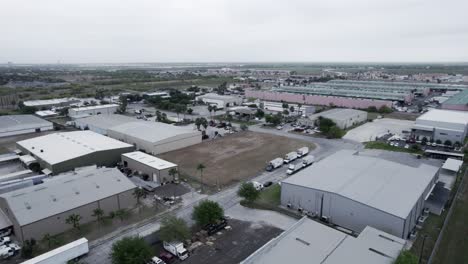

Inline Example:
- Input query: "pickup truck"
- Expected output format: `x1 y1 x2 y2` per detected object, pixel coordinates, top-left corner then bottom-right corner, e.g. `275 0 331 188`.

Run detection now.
203 218 228 236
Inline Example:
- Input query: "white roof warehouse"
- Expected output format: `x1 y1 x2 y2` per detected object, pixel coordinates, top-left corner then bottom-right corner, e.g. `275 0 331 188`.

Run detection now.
413 109 468 144
241 217 405 264
281 150 439 238
0 115 53 138
0 167 136 242
16 131 134 174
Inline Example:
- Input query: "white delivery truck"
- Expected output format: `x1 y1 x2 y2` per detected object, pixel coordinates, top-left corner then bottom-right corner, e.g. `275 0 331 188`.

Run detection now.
296 147 309 157
21 238 89 264
265 158 284 171
163 241 188 261
284 152 298 164
286 162 303 175
0 245 15 259
302 155 315 167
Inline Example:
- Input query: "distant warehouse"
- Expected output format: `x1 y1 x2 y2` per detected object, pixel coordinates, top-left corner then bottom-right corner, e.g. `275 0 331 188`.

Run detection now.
74 114 202 154
196 93 243 109
68 104 119 119
308 108 367 129
412 109 468 144
441 89 468 111
281 150 439 239
0 115 53 138
122 151 178 184
0 167 136 242
16 131 134 174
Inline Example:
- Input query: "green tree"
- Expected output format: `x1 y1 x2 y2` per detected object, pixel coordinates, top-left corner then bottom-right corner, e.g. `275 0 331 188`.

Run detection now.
65 214 82 231
42 233 56 249
197 163 206 192
444 140 452 146
289 106 295 113
118 95 127 113
115 209 130 222
192 200 224 226
21 239 36 259
187 108 193 115
133 188 146 207
195 117 208 130
159 216 191 242
238 182 260 203
394 250 418 264
168 168 178 182
110 237 152 264
255 109 265 118
327 126 345 139
283 109 289 115
92 208 105 225
240 124 248 131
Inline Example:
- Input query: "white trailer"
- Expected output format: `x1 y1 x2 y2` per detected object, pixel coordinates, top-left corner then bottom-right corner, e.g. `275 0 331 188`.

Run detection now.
284 152 298 164
21 238 89 264
266 158 284 171
302 155 315 167
286 163 303 175
0 245 15 260
296 147 309 157
163 241 188 260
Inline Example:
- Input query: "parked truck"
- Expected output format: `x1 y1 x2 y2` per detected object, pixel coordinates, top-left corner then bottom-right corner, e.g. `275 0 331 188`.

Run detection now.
265 158 284 171
163 241 189 261
302 155 315 167
0 245 15 260
286 162 303 175
21 238 88 264
284 152 298 164
296 147 309 157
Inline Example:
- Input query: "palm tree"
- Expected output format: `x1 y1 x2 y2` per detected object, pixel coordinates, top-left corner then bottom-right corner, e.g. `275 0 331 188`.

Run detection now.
65 214 82 231
197 163 206 193
42 233 56 249
168 168 178 182
115 209 129 222
92 208 105 225
133 188 146 214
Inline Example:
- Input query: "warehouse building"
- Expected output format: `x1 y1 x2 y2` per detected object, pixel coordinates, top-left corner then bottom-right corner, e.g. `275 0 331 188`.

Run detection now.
308 108 368 129
73 114 136 135
107 122 202 155
16 131 134 174
0 167 136 242
241 217 405 264
0 115 53 138
412 109 468 144
68 104 119 119
196 93 243 108
441 89 468 111
281 150 439 238
23 98 80 109
122 151 178 184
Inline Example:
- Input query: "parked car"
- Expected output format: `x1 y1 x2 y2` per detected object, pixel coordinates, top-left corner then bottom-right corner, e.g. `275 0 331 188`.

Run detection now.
276 125 283 130
159 252 175 263
0 237 10 247
203 217 228 236
251 181 264 191
263 181 273 188
147 256 166 264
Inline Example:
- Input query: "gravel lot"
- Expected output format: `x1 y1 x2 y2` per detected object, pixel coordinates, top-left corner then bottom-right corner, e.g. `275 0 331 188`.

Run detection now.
343 118 414 142
159 131 315 188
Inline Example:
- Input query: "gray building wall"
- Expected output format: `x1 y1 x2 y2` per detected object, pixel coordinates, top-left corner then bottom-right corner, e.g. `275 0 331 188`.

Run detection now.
121 156 176 184
6 189 136 243
281 183 412 238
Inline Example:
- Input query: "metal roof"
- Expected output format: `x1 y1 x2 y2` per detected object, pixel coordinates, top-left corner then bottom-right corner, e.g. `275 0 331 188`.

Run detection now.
70 104 119 112
122 151 177 170
442 89 468 105
75 114 137 131
23 98 78 107
241 217 404 264
416 109 468 126
442 158 463 172
17 131 133 165
0 167 135 226
283 150 439 218
0 115 53 134
109 122 200 144
330 80 468 91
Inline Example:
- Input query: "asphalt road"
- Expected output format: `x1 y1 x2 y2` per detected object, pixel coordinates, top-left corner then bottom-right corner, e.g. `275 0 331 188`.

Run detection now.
82 125 362 263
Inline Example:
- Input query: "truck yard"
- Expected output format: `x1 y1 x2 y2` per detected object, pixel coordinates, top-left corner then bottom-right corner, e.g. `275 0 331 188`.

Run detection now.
159 131 315 189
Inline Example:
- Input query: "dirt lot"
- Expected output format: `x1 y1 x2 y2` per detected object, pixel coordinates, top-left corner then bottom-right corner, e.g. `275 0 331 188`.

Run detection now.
159 131 315 188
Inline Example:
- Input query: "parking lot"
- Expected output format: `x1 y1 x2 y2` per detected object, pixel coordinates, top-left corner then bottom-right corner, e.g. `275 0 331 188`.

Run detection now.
343 118 414 142
159 131 315 189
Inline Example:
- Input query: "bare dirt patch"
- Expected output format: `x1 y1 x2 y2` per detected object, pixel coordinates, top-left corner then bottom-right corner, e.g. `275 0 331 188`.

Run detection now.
159 131 315 188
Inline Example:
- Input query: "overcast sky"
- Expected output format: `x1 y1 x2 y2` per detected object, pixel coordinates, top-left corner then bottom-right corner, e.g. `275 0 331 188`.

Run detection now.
1 0 467 63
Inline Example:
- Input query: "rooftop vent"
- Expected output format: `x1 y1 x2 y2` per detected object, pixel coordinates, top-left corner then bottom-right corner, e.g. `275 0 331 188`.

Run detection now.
40 149 44 153
25 202 31 210
295 237 310 246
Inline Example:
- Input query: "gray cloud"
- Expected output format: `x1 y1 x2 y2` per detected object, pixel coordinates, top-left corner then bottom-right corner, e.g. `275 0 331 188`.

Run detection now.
0 0 467 63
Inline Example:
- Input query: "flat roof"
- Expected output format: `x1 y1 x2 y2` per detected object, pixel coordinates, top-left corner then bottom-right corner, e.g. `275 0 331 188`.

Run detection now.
0 167 135 226
23 98 77 107
198 93 241 101
443 89 468 105
122 151 177 170
242 217 404 264
109 122 200 143
417 109 468 125
17 131 133 165
0 115 53 134
310 108 366 121
75 114 137 131
442 158 463 172
70 104 119 112
283 150 439 218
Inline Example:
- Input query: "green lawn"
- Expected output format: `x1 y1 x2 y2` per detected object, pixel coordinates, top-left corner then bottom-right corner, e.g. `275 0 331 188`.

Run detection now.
365 141 423 155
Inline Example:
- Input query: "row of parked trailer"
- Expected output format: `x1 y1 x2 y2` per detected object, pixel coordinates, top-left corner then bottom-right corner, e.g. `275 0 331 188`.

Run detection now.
265 147 314 174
